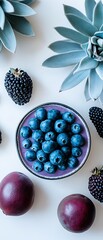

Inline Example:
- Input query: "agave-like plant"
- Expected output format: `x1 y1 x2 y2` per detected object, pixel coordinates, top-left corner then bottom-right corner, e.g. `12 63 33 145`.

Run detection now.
43 0 103 104
0 0 36 53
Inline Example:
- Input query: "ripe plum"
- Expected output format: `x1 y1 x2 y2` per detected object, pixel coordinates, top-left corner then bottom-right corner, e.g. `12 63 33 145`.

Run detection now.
57 194 96 233
0 172 35 216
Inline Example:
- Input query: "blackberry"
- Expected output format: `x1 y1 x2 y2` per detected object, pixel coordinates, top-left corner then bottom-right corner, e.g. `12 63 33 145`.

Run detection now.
4 68 33 105
0 131 2 144
89 106 103 137
88 167 103 202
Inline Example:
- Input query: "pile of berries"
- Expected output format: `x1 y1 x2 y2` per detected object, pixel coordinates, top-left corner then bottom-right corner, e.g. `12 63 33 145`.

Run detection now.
20 107 85 174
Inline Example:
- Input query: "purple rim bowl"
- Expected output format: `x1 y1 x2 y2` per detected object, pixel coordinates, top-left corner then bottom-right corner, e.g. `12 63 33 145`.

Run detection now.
16 102 91 180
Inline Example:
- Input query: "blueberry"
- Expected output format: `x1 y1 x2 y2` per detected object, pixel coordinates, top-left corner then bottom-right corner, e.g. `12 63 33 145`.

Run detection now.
22 139 32 149
29 118 40 130
61 146 71 156
49 150 65 165
71 134 84 147
45 131 56 141
54 119 67 133
47 109 61 121
44 161 57 174
58 162 68 171
42 140 57 154
32 130 44 143
31 141 41 152
68 156 79 168
71 147 82 157
62 111 75 123
32 160 44 172
20 126 32 138
40 119 53 133
25 149 36 161
71 123 82 134
37 150 48 162
57 133 70 146
35 107 47 120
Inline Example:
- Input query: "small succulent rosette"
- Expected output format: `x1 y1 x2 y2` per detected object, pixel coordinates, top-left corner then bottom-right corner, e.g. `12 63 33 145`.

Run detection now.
43 0 103 104
0 0 36 53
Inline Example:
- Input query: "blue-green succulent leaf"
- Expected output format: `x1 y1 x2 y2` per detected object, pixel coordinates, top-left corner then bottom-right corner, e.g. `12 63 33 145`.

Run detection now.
42 50 86 68
75 56 98 72
91 36 98 45
8 15 35 36
0 41 3 52
49 40 82 53
89 69 103 100
100 24 103 31
96 62 103 80
21 0 36 4
66 14 98 37
55 27 88 44
0 7 5 30
85 0 96 21
64 5 91 23
99 90 103 104
1 0 14 13
81 42 88 52
84 78 91 101
60 65 90 91
0 18 16 53
10 1 35 16
93 1 103 29
95 31 103 38
100 51 103 57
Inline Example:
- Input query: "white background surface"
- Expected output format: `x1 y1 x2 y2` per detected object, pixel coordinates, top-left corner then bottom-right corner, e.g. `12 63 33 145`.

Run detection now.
0 0 103 239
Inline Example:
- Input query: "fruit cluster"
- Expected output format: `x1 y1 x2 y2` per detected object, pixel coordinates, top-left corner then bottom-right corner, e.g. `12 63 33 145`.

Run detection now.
4 68 33 105
88 167 103 202
20 107 85 174
89 106 103 138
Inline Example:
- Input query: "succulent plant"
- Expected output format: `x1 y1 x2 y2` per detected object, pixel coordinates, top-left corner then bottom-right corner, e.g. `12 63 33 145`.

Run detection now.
43 0 103 104
0 0 36 53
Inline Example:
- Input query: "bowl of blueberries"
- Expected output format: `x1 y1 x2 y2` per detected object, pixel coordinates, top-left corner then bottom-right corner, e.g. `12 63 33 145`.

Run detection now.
16 102 91 180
